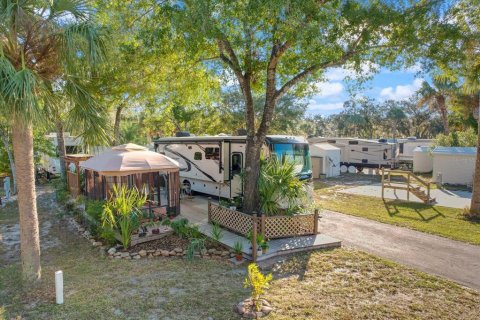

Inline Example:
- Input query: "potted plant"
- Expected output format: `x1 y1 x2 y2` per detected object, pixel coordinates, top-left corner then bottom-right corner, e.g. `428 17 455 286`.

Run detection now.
246 230 264 256
260 241 269 254
233 241 243 261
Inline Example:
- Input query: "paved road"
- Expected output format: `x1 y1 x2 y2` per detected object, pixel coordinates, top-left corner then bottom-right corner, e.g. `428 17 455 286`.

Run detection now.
319 210 480 290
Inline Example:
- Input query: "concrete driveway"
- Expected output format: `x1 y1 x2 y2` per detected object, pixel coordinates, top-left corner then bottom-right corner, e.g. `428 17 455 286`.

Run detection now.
319 210 480 290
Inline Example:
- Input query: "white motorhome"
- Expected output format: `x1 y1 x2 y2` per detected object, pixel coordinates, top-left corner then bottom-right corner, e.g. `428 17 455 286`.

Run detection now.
307 137 397 171
41 132 83 175
154 135 312 199
397 137 433 168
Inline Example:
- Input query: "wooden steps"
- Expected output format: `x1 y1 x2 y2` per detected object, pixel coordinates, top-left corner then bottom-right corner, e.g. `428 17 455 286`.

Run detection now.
381 169 436 205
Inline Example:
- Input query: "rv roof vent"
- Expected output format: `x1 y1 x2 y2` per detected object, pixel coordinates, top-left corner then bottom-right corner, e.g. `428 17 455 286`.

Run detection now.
176 131 191 137
407 136 417 141
236 129 247 136
378 138 387 143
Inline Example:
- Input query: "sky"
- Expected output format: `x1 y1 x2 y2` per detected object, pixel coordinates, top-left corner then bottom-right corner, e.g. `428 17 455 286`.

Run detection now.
307 65 425 116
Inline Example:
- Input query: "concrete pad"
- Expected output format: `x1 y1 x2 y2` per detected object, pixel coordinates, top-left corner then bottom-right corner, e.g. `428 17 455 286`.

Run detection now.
339 183 471 209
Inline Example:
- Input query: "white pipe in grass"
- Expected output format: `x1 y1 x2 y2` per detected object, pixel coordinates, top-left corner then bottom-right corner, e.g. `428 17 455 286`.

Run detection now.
55 270 64 304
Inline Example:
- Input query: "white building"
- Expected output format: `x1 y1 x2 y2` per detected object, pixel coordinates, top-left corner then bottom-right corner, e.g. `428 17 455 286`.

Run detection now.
310 143 341 178
432 147 476 185
413 146 433 173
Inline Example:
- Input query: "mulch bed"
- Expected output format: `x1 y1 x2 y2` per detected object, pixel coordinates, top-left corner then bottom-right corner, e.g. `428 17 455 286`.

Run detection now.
130 234 189 252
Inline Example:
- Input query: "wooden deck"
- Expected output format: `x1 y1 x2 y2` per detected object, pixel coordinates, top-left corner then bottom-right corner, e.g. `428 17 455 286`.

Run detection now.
180 196 341 261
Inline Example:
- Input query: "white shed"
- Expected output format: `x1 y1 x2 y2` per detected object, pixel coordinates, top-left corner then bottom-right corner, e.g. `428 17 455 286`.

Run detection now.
413 146 433 173
310 143 341 178
432 147 476 185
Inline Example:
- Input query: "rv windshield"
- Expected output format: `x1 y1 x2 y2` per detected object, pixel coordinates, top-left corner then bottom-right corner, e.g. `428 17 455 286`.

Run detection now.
272 143 312 178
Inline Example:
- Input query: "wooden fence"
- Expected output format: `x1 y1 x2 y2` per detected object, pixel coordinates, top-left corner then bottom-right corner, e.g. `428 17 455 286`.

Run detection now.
208 201 319 239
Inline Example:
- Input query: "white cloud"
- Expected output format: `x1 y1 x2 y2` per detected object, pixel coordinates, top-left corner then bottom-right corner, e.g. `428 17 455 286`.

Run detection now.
307 101 344 113
314 82 343 98
380 78 423 100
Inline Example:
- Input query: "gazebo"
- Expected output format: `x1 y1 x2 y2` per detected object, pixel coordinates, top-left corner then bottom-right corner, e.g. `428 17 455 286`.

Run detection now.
80 143 181 216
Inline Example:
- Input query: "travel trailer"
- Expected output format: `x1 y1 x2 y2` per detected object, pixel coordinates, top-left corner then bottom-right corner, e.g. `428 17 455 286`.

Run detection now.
397 137 433 168
41 132 83 175
308 137 397 171
154 135 312 199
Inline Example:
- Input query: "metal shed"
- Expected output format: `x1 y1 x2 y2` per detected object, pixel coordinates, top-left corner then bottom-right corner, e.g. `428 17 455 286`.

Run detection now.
310 143 341 178
432 147 476 185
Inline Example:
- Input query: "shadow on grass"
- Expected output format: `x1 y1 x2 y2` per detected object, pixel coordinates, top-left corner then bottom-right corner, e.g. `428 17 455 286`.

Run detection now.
383 200 445 222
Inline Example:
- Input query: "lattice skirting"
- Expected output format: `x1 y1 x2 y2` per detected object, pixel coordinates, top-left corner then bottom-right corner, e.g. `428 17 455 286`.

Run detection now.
208 203 317 239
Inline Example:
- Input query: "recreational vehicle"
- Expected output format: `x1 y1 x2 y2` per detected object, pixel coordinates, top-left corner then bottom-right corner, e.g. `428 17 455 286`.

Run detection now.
307 137 397 171
41 132 83 175
397 137 433 168
154 135 312 199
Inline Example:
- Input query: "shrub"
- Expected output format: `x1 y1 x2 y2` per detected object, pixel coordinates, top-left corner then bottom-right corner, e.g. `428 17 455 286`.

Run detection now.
164 218 203 239
186 238 205 261
98 225 117 246
101 185 147 249
86 200 106 223
210 223 223 242
258 157 308 216
244 263 273 311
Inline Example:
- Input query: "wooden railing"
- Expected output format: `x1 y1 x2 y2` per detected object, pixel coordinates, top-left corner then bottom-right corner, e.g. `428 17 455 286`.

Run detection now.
381 169 434 204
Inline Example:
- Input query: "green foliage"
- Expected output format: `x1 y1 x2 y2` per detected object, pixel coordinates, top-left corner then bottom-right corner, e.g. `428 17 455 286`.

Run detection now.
244 263 273 311
101 185 147 249
210 223 223 243
434 128 477 147
86 200 106 223
258 157 308 216
186 238 206 261
233 241 243 255
98 225 117 246
163 218 202 239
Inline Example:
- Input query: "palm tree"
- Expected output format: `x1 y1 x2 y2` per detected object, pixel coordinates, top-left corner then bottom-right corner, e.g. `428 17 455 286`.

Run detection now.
0 0 106 282
416 80 455 134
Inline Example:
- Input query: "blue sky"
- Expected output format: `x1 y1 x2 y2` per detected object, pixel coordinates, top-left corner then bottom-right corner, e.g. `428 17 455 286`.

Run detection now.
307 65 424 116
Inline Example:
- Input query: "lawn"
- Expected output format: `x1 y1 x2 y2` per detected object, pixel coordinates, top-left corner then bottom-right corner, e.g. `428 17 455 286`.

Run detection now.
314 185 480 245
1 188 480 319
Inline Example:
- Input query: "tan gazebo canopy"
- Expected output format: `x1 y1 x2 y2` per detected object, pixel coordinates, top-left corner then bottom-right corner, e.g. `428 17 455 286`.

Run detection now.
80 143 180 176
79 144 181 215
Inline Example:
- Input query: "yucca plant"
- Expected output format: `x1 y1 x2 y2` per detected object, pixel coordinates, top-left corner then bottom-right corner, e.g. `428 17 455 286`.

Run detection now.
258 157 308 216
210 222 224 242
101 185 147 249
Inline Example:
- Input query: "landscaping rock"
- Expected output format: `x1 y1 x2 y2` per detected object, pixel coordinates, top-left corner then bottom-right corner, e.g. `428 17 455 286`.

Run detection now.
133 255 141 260
208 248 216 254
130 252 137 257
147 249 155 254
139 250 147 257
169 250 177 256
174 247 183 253
120 252 130 258
108 248 117 255
161 250 170 257
260 306 272 315
92 241 102 247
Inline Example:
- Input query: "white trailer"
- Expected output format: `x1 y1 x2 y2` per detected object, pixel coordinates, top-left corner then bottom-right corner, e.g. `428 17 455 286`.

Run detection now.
41 132 83 175
308 137 397 171
154 135 312 199
397 137 433 168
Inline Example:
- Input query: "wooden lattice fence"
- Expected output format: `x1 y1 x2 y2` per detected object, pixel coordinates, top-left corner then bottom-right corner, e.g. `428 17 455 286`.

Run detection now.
208 202 319 239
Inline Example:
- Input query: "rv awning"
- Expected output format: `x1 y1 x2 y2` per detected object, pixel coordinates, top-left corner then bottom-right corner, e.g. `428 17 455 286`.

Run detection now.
80 143 180 176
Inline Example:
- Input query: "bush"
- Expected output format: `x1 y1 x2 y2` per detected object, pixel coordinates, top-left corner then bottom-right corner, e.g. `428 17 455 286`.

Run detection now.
86 200 105 223
102 185 147 249
244 263 272 311
163 218 203 239
186 238 206 261
98 225 117 246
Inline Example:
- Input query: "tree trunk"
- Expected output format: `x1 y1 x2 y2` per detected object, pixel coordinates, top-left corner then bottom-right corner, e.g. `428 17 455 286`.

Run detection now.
0 128 17 194
113 105 124 146
243 138 263 213
12 118 41 282
470 97 480 214
55 120 66 177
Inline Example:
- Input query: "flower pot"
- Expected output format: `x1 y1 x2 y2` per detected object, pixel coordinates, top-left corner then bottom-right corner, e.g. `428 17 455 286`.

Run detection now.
152 228 160 234
257 248 262 256
262 248 268 254
235 254 243 261
229 206 237 211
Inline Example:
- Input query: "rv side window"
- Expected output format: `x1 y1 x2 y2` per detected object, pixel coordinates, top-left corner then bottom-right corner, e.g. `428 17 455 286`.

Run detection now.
231 153 243 175
399 143 404 154
205 147 220 160
362 147 368 152
348 141 358 145
194 152 202 160
327 140 336 143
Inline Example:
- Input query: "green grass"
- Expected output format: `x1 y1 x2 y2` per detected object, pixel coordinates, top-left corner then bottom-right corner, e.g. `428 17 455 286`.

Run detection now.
2 188 480 319
314 187 480 245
